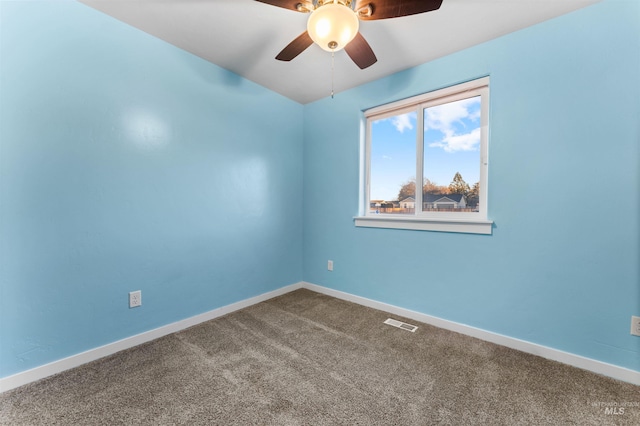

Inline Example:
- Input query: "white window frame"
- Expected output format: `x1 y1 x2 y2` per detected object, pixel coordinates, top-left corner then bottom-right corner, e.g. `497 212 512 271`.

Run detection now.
355 77 493 234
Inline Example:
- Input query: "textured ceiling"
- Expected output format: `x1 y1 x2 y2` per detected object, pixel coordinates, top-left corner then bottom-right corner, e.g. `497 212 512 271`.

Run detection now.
80 0 600 104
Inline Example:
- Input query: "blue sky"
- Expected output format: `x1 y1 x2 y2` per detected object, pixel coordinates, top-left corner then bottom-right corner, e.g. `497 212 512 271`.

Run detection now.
370 96 481 201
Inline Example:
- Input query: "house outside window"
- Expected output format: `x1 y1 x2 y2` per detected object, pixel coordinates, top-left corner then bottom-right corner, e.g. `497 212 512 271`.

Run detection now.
355 77 492 234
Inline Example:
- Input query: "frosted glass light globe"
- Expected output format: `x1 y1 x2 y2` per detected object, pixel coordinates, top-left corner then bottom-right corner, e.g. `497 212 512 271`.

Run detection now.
307 3 359 52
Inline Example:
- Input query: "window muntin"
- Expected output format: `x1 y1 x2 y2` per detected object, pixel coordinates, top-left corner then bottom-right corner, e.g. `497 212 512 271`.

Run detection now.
362 78 490 230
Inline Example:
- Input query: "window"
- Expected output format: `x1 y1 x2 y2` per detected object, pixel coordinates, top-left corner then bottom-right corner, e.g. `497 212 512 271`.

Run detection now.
356 77 492 234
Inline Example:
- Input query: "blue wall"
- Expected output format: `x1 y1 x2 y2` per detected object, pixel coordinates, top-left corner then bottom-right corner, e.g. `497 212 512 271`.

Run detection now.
302 0 640 372
0 1 303 378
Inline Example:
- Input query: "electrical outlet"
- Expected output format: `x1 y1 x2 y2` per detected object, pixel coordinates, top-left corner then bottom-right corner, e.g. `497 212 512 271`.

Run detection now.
327 260 333 271
631 316 640 337
129 290 142 308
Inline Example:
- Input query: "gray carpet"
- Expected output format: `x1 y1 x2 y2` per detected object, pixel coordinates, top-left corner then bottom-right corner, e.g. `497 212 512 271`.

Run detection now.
1 289 638 425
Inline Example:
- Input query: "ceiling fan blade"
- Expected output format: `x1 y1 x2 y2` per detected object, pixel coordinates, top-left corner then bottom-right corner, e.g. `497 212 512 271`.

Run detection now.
345 32 377 69
276 31 314 61
255 0 309 13
355 0 443 20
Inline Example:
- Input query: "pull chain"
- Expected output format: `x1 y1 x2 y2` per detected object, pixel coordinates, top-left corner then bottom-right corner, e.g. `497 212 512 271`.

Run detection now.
331 51 335 99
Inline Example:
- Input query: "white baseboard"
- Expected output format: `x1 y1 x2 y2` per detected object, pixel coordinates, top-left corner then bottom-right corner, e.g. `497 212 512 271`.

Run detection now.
0 282 304 393
3 280 638 393
300 282 640 386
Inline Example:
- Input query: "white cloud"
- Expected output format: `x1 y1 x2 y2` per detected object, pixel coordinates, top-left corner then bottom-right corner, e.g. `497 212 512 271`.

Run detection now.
391 113 414 133
425 97 481 153
429 128 480 153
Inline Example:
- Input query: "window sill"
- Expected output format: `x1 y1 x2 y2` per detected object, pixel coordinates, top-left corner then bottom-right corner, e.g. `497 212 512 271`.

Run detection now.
354 215 493 235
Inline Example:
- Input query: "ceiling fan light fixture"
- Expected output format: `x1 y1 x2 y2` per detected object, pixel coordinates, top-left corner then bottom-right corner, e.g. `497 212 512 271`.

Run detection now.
307 2 359 52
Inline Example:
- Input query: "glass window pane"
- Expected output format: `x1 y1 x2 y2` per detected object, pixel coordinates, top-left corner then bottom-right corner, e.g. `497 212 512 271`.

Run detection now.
370 111 417 215
423 96 481 213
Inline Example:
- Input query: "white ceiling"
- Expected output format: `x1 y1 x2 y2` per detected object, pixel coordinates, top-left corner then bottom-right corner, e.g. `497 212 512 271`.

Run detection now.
79 0 600 104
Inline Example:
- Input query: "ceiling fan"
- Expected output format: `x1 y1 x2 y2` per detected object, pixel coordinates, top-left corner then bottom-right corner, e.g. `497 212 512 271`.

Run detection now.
256 0 443 69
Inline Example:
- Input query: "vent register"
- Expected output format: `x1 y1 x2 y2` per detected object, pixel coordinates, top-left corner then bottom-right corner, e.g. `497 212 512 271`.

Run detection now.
384 318 418 332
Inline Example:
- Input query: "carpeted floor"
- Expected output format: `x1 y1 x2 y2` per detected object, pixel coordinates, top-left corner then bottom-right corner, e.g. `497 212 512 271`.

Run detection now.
1 288 638 425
